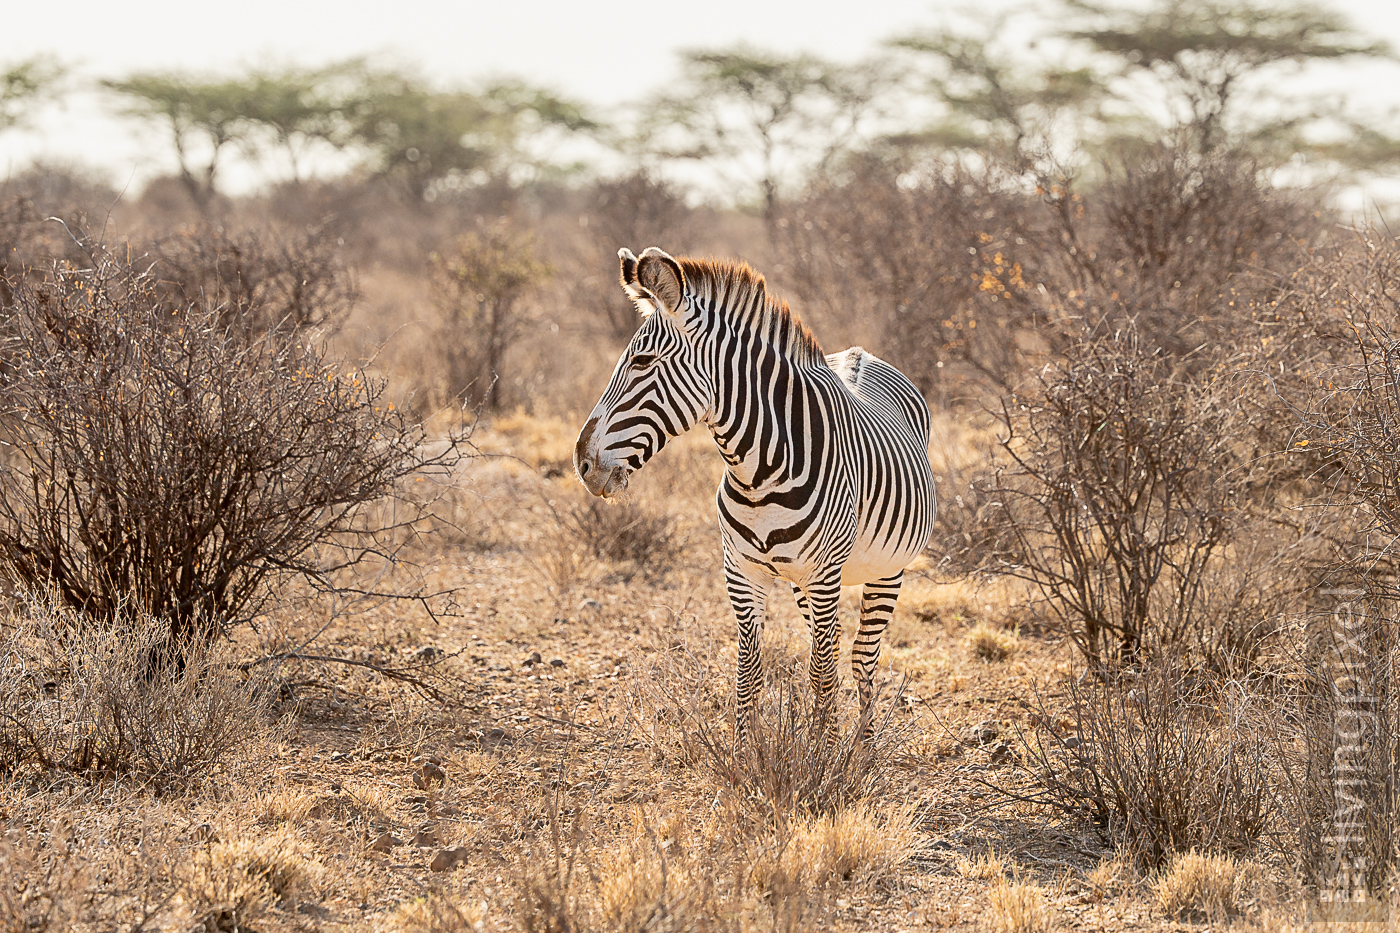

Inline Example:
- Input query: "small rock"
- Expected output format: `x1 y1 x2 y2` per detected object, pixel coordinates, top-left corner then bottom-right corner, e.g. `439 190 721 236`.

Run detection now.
484 727 507 742
368 832 403 853
524 651 542 667
989 743 1013 765
549 658 565 668
1063 735 1083 749
411 759 446 789
430 846 469 872
414 646 443 661
413 825 439 847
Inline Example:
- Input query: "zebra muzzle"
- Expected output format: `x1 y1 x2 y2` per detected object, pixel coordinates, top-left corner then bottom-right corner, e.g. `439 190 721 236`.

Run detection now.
576 457 629 498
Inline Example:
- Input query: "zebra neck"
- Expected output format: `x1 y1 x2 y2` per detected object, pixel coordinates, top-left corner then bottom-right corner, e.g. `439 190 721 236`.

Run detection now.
703 342 824 492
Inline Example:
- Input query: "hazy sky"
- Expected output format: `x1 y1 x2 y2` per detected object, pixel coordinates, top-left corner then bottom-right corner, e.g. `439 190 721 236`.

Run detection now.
4 0 1400 194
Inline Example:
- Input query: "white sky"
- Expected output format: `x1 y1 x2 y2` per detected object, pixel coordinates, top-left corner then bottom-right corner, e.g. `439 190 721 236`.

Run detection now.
4 0 1400 195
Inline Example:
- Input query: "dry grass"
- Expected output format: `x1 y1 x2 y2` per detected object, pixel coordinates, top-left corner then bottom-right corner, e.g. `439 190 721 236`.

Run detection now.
968 621 1020 661
180 828 324 930
1149 850 1265 921
989 876 1056 933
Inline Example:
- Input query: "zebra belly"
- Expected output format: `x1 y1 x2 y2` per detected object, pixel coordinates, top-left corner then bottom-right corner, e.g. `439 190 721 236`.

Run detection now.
839 535 922 586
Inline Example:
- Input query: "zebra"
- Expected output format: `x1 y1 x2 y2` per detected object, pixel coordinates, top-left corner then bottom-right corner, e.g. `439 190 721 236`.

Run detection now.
573 247 936 742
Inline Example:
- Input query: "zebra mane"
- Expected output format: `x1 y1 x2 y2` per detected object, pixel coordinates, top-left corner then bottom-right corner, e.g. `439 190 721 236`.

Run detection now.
676 257 825 365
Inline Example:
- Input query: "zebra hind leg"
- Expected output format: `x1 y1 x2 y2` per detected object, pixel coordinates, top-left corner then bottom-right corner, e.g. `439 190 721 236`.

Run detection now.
853 572 903 737
725 559 770 751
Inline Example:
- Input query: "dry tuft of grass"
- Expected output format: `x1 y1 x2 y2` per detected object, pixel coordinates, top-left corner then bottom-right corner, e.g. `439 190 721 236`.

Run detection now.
968 622 1020 661
1150 850 1262 921
989 876 1055 933
0 595 275 780
750 803 916 893
955 850 1007 881
1084 854 1129 903
180 828 322 931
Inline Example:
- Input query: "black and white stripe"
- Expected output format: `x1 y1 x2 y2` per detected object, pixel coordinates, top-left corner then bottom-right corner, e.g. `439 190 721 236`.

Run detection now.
574 247 936 742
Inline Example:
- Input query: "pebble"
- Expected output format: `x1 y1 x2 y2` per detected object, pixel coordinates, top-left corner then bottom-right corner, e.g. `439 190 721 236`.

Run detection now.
369 832 403 853
430 846 469 872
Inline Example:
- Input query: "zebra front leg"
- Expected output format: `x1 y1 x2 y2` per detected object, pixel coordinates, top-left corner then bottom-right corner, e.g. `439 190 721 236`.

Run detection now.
800 572 844 730
725 555 769 751
853 572 902 736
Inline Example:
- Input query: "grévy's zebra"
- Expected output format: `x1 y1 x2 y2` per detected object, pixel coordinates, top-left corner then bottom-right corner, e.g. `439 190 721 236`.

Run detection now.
573 247 936 742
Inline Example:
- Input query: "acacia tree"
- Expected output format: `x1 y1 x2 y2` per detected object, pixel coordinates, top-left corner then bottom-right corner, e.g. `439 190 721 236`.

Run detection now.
233 62 362 182
891 17 1106 171
1 57 64 134
1064 0 1391 156
635 47 897 228
347 69 597 200
104 74 253 210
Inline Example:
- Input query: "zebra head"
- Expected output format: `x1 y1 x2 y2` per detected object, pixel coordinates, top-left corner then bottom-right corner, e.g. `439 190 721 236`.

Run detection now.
574 247 713 498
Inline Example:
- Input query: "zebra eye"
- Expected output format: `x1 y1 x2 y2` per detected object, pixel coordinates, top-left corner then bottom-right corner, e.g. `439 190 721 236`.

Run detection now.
629 353 657 371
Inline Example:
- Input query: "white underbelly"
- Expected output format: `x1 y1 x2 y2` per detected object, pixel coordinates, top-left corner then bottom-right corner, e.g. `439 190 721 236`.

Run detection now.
839 536 920 586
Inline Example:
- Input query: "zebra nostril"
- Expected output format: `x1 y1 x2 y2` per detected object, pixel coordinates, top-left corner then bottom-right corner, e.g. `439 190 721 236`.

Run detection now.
578 461 591 477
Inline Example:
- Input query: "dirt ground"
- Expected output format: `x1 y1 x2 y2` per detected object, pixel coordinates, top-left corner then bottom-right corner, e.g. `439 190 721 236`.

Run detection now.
0 414 1350 932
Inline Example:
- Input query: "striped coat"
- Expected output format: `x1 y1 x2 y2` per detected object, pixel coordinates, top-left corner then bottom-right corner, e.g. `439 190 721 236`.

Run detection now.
575 247 936 740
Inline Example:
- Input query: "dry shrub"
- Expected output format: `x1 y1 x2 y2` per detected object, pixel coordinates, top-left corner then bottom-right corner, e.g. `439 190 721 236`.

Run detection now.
988 330 1306 671
1085 146 1318 352
0 811 182 931
778 154 1040 392
988 876 1055 933
634 638 911 823
561 495 686 573
1151 850 1265 921
428 220 550 412
0 252 458 654
145 223 357 337
0 822 88 932
575 170 699 344
0 595 273 779
1010 663 1276 867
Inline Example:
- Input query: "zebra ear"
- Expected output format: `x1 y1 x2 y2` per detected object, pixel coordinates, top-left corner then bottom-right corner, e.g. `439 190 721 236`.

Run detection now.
636 248 686 315
618 248 639 288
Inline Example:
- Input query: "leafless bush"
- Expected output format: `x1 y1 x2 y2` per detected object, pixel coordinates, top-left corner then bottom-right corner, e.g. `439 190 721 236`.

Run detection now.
778 154 1041 393
576 170 698 343
1006 662 1277 867
429 219 550 411
0 253 459 657
145 223 358 337
987 330 1307 670
634 638 911 823
0 166 119 303
0 594 273 778
560 494 687 577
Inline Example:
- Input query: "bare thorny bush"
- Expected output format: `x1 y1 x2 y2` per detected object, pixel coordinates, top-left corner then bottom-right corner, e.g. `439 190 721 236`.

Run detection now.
144 223 359 338
1277 232 1400 895
429 220 551 412
1004 662 1278 869
0 251 463 663
988 331 1311 672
